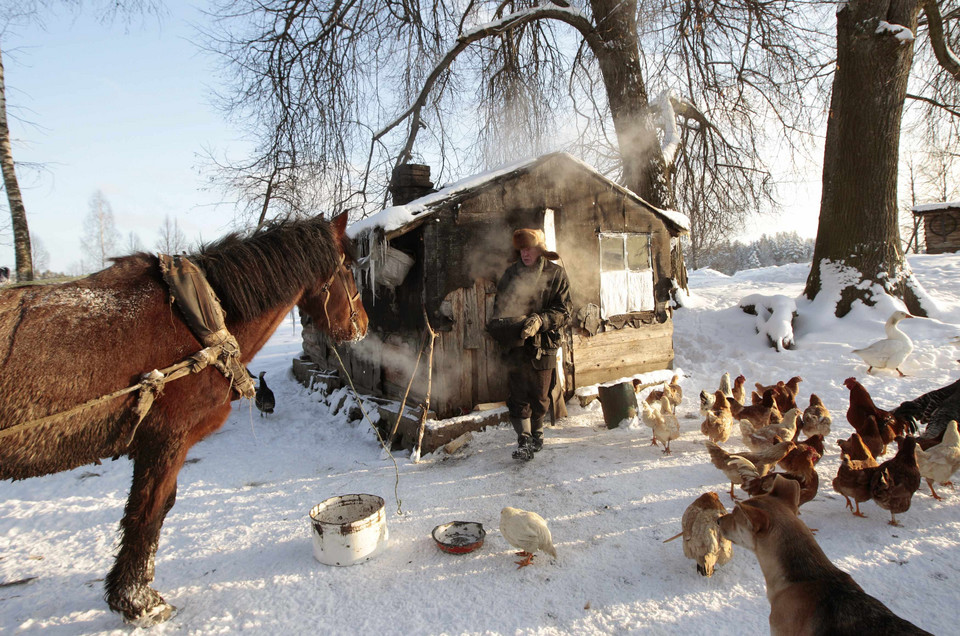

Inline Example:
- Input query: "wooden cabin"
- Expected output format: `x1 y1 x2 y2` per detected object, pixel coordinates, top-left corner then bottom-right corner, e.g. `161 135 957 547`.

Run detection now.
299 153 689 448
911 202 960 254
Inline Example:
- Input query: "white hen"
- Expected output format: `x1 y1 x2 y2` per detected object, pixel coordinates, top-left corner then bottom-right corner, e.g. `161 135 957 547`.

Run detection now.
852 310 914 376
500 507 557 568
915 420 960 500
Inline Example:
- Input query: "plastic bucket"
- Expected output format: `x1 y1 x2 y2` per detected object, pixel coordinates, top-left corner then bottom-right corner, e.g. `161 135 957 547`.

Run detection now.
378 246 414 287
597 382 638 429
309 494 388 566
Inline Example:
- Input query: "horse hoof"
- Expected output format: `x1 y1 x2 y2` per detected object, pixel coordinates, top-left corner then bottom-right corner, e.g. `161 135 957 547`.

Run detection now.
124 602 177 628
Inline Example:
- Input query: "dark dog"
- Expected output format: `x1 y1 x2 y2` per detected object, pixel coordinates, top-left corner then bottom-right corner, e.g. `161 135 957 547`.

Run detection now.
718 476 931 635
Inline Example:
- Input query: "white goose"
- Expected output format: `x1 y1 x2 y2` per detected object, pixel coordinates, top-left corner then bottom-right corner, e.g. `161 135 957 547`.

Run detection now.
852 310 914 376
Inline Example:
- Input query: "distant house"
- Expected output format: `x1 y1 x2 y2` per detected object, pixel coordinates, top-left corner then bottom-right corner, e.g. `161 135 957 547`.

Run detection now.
911 201 960 254
298 152 689 450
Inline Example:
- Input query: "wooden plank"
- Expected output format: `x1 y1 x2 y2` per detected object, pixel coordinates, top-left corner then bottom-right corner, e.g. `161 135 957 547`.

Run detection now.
573 322 673 349
463 281 482 349
575 352 675 388
575 335 673 363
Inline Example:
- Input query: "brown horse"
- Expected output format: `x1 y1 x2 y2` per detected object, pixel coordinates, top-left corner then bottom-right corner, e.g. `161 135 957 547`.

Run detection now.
0 212 367 626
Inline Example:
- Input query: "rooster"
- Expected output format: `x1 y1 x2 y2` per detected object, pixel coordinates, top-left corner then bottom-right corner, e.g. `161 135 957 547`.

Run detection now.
894 377 960 448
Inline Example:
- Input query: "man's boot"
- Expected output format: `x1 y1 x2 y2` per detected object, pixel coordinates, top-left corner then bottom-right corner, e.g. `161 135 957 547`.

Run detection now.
530 418 544 452
510 417 534 460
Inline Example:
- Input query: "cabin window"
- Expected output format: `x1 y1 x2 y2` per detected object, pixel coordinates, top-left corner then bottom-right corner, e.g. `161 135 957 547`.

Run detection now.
599 232 654 318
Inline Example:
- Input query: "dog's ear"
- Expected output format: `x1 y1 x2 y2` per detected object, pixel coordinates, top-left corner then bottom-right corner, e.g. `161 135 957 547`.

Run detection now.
767 475 800 514
737 502 771 535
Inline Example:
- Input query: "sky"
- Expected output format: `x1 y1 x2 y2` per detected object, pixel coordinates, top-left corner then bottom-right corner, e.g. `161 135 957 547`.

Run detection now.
1 253 958 633
0 2 823 275
2 3 250 273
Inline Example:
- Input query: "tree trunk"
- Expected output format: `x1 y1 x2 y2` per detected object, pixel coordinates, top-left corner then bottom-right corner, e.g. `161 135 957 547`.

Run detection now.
804 1 923 316
0 46 32 282
588 0 672 209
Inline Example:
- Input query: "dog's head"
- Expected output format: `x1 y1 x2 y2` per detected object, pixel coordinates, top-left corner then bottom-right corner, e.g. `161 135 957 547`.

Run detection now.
717 476 800 551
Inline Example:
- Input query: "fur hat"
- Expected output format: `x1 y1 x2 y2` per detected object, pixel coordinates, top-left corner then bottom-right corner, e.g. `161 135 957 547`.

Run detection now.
512 228 559 260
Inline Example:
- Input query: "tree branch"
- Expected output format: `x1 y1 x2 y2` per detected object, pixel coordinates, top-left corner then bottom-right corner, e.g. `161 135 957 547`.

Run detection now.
922 0 960 80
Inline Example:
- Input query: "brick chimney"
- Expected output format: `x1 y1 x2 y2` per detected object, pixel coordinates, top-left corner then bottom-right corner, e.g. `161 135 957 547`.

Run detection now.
389 164 435 206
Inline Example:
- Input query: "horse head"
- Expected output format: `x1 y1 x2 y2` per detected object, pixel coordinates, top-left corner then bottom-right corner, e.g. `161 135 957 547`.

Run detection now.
299 211 369 343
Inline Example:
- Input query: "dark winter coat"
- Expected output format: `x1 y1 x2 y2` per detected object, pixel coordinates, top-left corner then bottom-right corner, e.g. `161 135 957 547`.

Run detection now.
487 257 571 370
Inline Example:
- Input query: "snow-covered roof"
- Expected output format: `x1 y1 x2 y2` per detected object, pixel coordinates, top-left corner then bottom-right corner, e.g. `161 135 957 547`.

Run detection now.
347 152 690 239
911 200 960 213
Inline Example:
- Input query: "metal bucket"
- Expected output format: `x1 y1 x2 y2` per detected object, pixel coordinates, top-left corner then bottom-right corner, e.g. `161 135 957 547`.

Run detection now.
309 494 388 566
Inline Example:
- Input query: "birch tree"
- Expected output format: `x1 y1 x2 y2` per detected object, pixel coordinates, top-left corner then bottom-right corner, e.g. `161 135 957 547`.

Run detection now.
80 189 119 271
155 214 187 255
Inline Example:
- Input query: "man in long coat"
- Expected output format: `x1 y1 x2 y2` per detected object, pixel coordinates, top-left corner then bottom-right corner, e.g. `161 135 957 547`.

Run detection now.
488 228 572 460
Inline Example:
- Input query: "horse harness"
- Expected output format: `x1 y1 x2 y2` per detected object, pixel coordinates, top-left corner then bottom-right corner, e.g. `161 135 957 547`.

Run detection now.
0 255 256 445
320 252 363 336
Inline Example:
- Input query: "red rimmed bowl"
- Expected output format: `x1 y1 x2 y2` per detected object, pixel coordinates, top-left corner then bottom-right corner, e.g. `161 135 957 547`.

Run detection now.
432 521 486 554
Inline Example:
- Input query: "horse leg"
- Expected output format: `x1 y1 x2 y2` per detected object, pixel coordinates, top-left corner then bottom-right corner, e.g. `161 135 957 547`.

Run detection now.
105 441 187 627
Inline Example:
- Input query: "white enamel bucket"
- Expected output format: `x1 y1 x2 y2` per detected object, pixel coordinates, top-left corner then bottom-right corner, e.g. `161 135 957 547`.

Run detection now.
309 494 388 566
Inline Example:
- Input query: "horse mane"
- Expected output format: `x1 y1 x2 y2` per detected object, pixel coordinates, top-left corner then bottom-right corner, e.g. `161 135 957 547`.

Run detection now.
186 215 352 323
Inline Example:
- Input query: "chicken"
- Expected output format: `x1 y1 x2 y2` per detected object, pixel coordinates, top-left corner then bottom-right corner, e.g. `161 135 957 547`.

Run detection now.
801 393 832 438
730 445 820 506
718 372 733 398
844 377 906 452
736 389 782 434
914 420 960 500
669 492 733 577
852 310 914 376
741 408 799 453
731 374 747 405
645 381 680 413
699 389 716 418
755 376 802 413
855 414 888 459
652 396 681 453
837 432 876 463
894 377 960 448
832 452 879 517
701 390 733 444
667 374 683 405
706 440 796 500
796 434 825 464
869 436 922 526
499 507 557 568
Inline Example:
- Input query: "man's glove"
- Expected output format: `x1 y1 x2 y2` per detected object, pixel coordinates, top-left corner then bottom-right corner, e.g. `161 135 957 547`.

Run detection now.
519 314 543 339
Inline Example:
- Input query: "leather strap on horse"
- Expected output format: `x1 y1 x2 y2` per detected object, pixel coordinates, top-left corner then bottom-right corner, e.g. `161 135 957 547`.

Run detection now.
158 254 256 401
0 256 256 445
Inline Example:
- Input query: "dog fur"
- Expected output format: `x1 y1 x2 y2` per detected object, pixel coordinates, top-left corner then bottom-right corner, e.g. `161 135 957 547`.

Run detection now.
718 476 931 635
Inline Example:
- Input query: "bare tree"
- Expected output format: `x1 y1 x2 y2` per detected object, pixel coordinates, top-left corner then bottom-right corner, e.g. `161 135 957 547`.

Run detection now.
0 45 31 281
0 0 163 282
29 230 47 273
207 0 830 247
155 214 187 255
80 189 119 272
125 230 144 254
804 1 960 316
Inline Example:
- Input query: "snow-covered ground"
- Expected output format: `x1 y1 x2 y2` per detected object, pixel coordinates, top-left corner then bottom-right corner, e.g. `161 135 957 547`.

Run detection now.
2 254 959 635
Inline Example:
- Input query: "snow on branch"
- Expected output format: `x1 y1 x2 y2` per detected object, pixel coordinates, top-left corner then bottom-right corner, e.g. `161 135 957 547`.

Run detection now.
875 21 915 43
